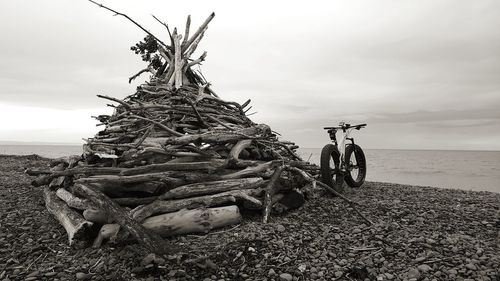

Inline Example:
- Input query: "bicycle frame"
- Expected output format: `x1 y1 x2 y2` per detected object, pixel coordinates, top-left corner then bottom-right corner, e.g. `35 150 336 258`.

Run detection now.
339 128 356 167
331 128 357 170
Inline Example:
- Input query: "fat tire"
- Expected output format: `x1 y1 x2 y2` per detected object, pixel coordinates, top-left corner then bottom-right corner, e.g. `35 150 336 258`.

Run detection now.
320 144 344 193
344 144 366 188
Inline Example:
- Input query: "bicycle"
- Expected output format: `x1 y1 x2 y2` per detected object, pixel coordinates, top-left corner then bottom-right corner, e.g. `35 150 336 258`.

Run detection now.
320 122 367 193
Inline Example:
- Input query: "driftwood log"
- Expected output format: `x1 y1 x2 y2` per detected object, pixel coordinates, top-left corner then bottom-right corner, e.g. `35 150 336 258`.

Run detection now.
142 206 242 237
43 187 93 245
132 188 263 222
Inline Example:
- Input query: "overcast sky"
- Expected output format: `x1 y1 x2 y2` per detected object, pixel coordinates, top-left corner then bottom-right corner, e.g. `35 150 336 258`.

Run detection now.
1 0 499 150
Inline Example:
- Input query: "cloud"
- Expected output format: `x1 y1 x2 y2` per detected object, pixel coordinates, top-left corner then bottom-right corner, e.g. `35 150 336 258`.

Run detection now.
0 0 499 150
0 103 109 143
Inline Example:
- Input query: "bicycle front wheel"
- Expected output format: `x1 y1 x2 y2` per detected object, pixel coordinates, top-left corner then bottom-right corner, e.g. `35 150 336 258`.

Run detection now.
320 144 344 193
344 144 367 188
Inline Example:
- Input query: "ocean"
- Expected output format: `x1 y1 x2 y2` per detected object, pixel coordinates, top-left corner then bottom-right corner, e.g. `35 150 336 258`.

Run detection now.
1 145 498 193
299 148 500 193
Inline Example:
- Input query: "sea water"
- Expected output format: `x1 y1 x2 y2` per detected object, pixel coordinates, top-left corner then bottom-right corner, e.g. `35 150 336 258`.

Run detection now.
1 145 498 193
299 148 500 193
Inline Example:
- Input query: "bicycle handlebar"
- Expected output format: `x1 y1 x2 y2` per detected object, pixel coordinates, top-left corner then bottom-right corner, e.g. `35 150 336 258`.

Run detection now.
323 123 367 130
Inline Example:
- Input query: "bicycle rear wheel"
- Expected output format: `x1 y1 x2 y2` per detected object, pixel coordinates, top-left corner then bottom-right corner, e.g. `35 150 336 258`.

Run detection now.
344 144 366 188
320 144 344 193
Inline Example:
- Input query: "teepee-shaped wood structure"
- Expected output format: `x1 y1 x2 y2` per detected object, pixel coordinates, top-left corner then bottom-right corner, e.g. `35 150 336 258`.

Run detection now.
26 3 322 255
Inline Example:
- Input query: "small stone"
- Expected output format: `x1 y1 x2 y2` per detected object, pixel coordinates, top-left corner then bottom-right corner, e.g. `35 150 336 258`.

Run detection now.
45 272 57 277
334 271 343 278
385 273 395 279
476 248 484 256
175 270 186 276
76 272 89 280
418 264 432 273
352 228 362 234
141 253 156 266
206 259 217 270
407 268 421 279
276 224 286 232
447 269 458 275
131 267 143 273
27 271 39 278
144 264 154 269
318 271 324 277
426 238 436 244
268 269 276 276
298 264 306 273
414 256 426 263
465 263 476 270
279 273 293 281
155 257 165 265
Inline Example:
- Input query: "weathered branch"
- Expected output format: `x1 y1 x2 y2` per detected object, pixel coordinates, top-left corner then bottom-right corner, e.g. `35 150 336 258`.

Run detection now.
97 95 131 110
159 177 264 200
183 12 215 52
262 166 284 223
181 15 191 48
74 183 175 255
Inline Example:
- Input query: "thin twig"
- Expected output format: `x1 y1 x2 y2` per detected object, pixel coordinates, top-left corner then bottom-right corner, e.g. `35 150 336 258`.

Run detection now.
97 94 131 110
88 0 169 48
288 167 373 225
129 114 183 137
134 125 153 148
151 14 174 47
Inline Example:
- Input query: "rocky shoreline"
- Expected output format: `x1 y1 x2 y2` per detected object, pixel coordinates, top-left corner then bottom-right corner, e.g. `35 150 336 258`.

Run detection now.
0 154 498 281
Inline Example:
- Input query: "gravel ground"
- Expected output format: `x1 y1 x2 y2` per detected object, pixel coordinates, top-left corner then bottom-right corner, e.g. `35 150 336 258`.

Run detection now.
0 154 499 281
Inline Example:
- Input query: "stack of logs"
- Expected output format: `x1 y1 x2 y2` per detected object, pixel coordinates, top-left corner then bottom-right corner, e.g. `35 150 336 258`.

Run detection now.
25 8 322 255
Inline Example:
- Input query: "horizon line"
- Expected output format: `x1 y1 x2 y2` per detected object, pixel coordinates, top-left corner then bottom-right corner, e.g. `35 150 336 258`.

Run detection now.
1 141 499 152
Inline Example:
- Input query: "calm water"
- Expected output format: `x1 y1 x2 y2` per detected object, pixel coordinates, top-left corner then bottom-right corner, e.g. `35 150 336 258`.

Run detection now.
299 148 500 193
0 145 83 158
0 145 498 193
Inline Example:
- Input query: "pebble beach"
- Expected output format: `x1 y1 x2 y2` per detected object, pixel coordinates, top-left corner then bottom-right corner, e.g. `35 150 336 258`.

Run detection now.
0 154 498 281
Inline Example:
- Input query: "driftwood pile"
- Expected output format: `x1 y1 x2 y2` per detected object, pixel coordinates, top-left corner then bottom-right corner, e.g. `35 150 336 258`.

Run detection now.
25 6 324 255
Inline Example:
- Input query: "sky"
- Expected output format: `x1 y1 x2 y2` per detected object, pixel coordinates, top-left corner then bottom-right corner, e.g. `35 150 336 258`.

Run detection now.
0 0 499 150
